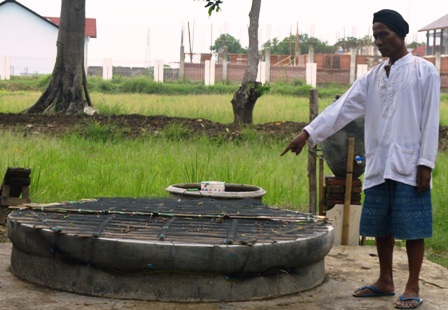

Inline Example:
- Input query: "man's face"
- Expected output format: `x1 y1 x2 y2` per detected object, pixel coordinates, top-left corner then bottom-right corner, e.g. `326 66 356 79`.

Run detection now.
372 22 405 58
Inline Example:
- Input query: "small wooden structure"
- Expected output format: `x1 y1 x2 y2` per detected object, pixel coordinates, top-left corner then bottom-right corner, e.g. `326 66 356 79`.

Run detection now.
317 137 364 246
0 167 31 223
324 176 362 210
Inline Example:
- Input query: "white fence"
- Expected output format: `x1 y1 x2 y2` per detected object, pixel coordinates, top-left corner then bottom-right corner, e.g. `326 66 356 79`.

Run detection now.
1 55 55 78
0 55 319 87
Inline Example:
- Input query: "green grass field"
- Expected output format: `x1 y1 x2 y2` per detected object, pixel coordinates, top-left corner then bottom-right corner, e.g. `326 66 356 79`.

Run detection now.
1 78 447 268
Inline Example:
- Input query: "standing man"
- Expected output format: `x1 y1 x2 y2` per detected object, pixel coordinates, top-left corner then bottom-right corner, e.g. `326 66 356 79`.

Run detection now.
281 9 440 309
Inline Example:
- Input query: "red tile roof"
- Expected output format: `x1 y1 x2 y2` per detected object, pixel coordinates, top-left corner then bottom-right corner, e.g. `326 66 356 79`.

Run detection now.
46 17 97 38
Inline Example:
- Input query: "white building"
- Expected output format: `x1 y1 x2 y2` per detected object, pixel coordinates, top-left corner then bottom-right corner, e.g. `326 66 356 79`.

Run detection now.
0 0 96 77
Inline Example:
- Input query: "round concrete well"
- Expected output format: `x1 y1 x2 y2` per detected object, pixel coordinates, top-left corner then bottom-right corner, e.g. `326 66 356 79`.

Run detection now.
7 197 333 302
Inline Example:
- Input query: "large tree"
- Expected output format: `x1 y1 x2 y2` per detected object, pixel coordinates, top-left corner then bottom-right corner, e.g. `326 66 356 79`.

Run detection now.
205 0 264 125
263 34 334 55
22 0 92 114
230 0 263 125
210 34 247 54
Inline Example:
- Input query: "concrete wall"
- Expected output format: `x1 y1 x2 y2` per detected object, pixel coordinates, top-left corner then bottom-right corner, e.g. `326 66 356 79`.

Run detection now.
180 52 448 88
86 56 448 89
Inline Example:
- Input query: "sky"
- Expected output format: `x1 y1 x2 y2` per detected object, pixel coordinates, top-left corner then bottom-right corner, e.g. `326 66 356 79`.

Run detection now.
17 0 445 67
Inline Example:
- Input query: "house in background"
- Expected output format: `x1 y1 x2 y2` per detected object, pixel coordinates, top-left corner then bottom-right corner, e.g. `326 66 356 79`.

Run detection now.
419 12 448 56
411 45 426 57
0 0 96 77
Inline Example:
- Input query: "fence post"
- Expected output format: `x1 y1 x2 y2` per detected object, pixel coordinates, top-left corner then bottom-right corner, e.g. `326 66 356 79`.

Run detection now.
204 60 215 86
265 47 271 83
257 61 266 84
154 60 164 83
205 60 211 85
308 46 315 63
210 59 215 85
0 55 10 80
102 58 113 80
436 52 441 74
356 64 368 79
179 46 185 80
306 63 317 87
350 50 356 84
222 46 228 83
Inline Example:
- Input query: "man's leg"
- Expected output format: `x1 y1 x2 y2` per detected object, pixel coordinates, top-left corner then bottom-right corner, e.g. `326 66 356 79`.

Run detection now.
395 239 424 308
353 234 395 296
375 234 396 289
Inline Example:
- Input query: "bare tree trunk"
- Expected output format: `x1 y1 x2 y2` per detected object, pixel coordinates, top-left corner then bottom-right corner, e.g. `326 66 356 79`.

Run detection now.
231 0 262 126
22 0 92 114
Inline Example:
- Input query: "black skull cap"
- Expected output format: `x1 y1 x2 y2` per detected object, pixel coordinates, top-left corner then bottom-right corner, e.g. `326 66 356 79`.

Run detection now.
373 9 409 37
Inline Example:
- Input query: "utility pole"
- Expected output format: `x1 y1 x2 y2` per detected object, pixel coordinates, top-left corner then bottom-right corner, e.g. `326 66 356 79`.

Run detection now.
145 28 151 67
295 22 300 65
188 20 195 63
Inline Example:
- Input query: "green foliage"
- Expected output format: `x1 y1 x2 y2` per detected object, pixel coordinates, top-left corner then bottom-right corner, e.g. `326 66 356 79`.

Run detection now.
252 82 270 97
89 77 239 95
2 76 345 98
181 149 207 182
260 32 422 55
93 100 122 115
334 35 374 52
0 75 354 98
406 41 425 49
36 74 52 89
0 75 47 91
203 0 222 16
425 151 448 267
315 83 350 99
441 92 448 102
121 77 159 93
268 80 313 96
73 119 129 143
263 34 297 55
87 76 120 93
210 33 247 54
0 130 311 208
237 127 262 143
161 123 194 141
262 33 334 55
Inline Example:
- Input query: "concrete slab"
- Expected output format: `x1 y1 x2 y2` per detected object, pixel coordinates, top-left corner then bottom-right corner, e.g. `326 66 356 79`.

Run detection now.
1 240 448 309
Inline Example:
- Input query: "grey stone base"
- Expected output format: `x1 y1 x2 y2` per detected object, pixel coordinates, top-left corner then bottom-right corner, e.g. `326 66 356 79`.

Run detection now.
10 246 326 302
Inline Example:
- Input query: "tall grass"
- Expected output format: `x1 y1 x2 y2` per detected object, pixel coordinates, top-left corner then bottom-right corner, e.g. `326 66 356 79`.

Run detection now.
440 96 448 126
2 75 445 124
426 151 448 266
0 91 340 124
0 131 310 210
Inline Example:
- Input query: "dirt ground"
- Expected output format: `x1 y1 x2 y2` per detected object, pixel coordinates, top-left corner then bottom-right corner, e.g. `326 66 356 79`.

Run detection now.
0 113 305 142
1 113 447 151
1 225 448 309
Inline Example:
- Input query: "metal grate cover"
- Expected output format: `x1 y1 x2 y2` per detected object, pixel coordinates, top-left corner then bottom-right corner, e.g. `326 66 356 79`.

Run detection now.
8 197 328 245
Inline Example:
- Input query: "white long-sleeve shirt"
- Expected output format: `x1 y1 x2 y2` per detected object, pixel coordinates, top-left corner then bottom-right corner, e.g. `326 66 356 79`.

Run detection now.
304 53 440 190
